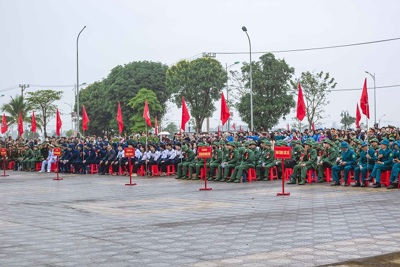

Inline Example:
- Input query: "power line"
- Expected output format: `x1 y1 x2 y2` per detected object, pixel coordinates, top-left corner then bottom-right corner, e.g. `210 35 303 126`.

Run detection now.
330 84 400 92
201 36 400 55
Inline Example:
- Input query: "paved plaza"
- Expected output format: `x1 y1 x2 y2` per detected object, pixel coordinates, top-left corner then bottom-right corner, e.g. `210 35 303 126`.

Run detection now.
1 171 400 267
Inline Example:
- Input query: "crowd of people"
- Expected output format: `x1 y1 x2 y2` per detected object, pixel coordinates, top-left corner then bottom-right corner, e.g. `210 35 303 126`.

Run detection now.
1 125 399 189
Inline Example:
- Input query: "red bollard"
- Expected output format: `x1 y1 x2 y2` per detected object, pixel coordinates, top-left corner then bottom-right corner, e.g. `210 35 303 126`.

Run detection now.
199 158 212 191
277 159 290 196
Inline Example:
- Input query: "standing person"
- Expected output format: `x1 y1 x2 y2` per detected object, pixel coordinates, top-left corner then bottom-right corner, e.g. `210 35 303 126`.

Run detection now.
330 142 356 186
369 139 393 188
39 145 56 173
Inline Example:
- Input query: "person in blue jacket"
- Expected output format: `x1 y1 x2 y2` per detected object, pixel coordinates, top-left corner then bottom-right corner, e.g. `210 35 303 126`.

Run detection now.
388 141 400 189
370 139 393 188
331 142 356 186
353 142 375 187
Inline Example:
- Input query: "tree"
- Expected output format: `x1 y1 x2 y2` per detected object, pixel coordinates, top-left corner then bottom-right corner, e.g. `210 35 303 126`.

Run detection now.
340 110 355 130
166 57 226 132
79 81 112 135
128 88 163 133
291 71 337 129
26 90 62 137
237 53 295 131
163 122 178 135
1 95 42 132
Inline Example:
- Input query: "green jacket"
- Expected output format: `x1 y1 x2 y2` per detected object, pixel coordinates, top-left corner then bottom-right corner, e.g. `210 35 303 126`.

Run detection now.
23 149 34 160
31 150 43 161
240 149 255 166
301 148 318 169
292 145 304 163
210 148 222 164
320 147 337 166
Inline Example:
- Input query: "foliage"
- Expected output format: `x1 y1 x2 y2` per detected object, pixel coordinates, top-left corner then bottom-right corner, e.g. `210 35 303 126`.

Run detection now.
340 111 355 130
127 88 163 132
26 90 63 137
79 81 111 135
166 57 227 132
237 53 295 131
291 71 337 129
1 95 42 131
65 129 74 137
163 122 178 135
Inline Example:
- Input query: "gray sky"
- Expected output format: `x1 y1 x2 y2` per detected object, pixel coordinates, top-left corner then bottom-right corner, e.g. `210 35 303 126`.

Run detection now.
1 0 399 134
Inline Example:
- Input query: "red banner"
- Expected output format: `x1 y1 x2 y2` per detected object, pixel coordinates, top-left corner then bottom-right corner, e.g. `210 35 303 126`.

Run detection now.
0 148 7 157
197 147 212 159
53 147 62 156
124 148 135 157
274 146 292 159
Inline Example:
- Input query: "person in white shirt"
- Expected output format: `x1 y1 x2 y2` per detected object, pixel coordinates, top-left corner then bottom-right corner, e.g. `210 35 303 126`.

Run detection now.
39 145 57 172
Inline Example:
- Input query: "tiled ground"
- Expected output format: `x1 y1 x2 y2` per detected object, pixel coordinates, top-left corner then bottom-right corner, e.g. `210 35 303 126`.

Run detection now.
1 171 400 266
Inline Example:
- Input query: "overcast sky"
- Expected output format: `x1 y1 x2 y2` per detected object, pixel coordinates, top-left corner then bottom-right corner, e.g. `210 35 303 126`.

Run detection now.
1 0 399 134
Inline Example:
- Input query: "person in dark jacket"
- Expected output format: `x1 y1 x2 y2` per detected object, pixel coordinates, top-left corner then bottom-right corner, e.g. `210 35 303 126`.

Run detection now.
99 144 116 175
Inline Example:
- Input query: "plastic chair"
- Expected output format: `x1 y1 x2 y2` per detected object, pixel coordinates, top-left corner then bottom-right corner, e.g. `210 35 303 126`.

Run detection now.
35 162 42 171
269 166 279 180
137 165 145 176
380 171 390 187
324 168 331 183
50 162 57 172
150 165 160 176
341 170 356 185
284 168 293 181
166 165 175 175
243 168 257 182
90 164 98 174
306 169 317 184
8 161 15 170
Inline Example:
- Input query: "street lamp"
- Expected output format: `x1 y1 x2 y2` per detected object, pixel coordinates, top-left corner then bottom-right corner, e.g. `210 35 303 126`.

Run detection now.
226 61 239 131
379 114 386 127
365 71 376 125
76 26 86 134
242 26 253 131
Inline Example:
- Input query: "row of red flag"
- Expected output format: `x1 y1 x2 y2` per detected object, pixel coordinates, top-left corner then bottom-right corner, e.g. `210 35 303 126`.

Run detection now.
1 106 90 137
296 78 370 128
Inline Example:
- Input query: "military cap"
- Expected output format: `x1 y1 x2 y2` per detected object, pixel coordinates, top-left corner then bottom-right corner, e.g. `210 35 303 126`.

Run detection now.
361 142 369 147
303 140 313 146
227 141 235 147
388 125 395 129
249 141 256 145
219 141 226 145
263 140 272 146
369 138 379 143
340 142 349 148
291 140 301 145
243 141 250 147
389 137 395 142
380 139 390 146
238 147 246 154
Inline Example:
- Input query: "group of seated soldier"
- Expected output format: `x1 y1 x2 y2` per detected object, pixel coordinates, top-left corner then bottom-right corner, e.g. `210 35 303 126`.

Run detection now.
2 132 399 190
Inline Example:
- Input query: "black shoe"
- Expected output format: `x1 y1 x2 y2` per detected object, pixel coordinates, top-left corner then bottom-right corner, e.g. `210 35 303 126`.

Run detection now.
100 173 105 175
352 183 361 187
360 183 366 187
387 184 396 189
287 181 296 185
373 183 381 188
331 181 340 186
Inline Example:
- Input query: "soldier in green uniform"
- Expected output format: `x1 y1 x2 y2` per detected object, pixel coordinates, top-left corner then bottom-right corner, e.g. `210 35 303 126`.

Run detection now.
22 145 35 171
256 140 275 181
287 139 317 185
176 145 195 179
207 142 222 181
28 145 43 172
248 141 260 166
286 140 303 169
217 142 238 182
387 125 398 140
188 143 207 180
227 144 255 183
317 139 337 183
369 138 380 151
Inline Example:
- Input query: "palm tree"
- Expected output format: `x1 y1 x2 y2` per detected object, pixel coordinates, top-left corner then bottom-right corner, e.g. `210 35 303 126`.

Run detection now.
1 95 42 135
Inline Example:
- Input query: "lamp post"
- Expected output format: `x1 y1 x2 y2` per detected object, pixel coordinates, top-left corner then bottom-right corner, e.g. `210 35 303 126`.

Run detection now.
76 26 86 134
365 71 376 125
379 114 386 127
225 61 239 131
242 26 253 131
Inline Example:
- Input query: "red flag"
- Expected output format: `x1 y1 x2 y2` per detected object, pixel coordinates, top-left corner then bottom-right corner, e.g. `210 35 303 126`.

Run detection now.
296 83 306 121
220 92 230 126
143 100 152 127
356 103 361 128
56 109 62 136
18 111 23 136
1 114 7 134
117 102 124 134
155 116 159 135
360 78 370 119
82 105 89 131
218 126 220 137
232 123 236 130
31 111 37 133
181 97 190 131
239 125 242 133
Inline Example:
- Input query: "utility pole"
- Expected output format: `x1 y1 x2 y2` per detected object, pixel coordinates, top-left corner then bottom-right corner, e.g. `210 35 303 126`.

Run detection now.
19 84 29 98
